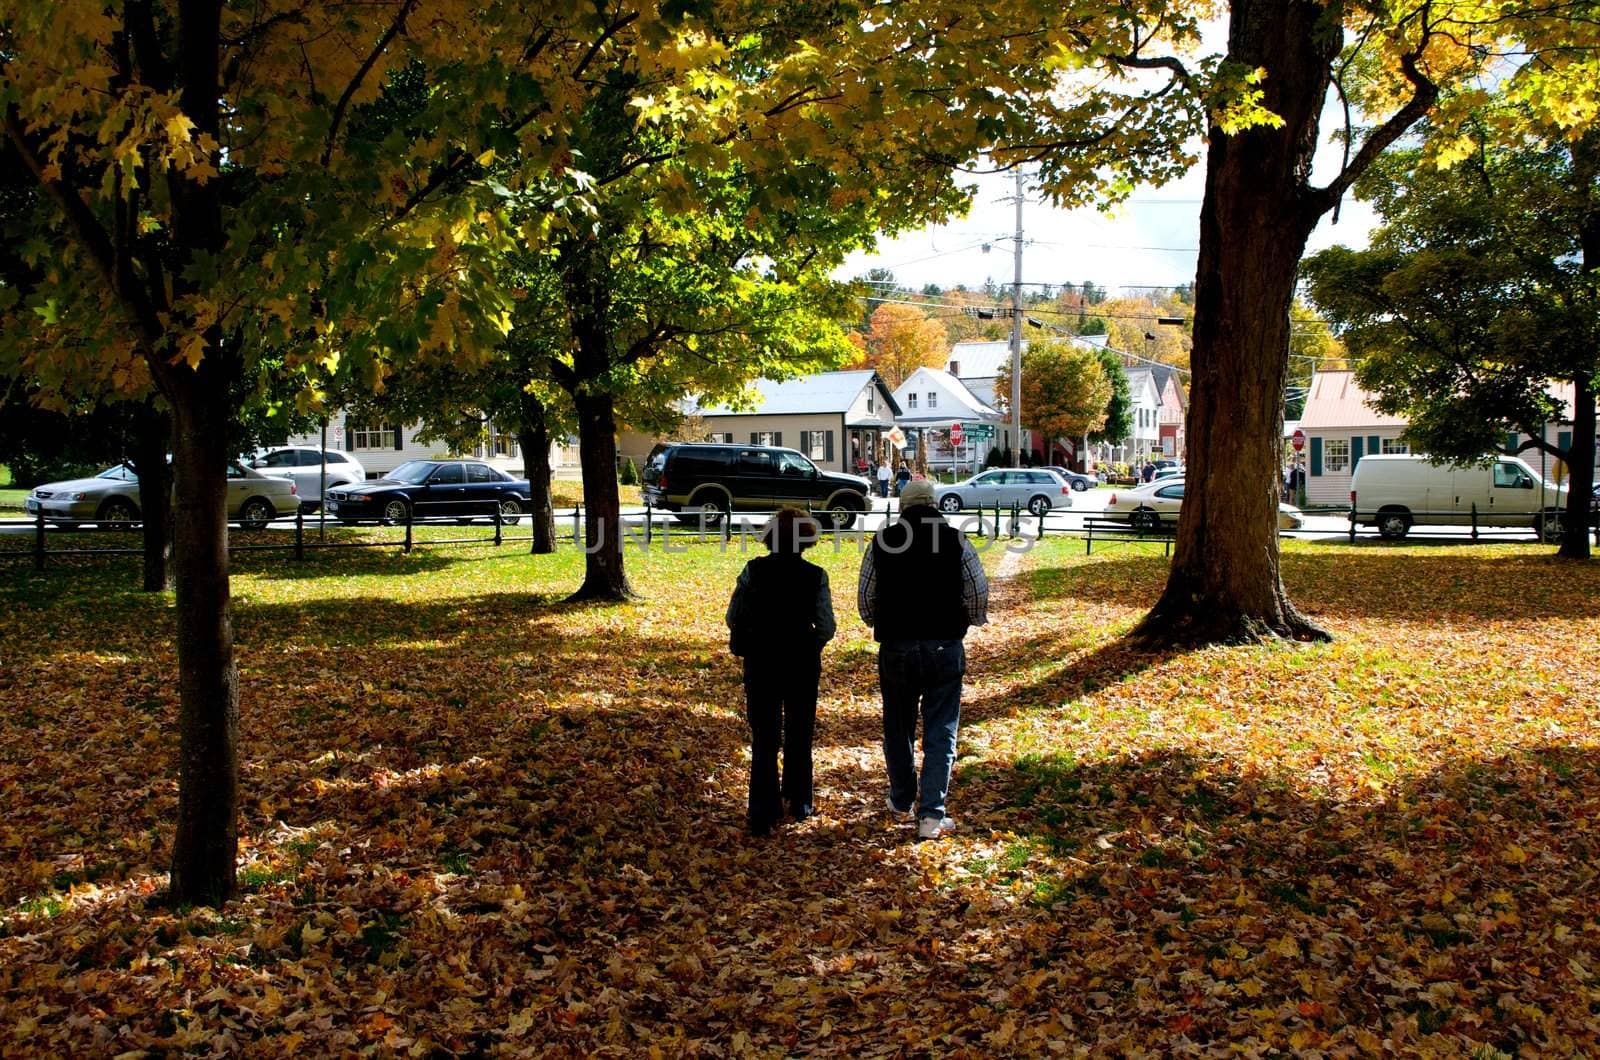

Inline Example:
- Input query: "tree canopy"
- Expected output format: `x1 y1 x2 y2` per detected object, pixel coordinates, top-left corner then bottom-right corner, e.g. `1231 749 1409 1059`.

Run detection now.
995 338 1112 444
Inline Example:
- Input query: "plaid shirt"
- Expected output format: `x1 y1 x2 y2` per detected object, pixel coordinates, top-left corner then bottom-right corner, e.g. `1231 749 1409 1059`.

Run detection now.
857 532 989 630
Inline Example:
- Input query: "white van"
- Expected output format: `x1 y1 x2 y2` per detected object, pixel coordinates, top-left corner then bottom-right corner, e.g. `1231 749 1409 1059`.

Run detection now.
1350 454 1570 539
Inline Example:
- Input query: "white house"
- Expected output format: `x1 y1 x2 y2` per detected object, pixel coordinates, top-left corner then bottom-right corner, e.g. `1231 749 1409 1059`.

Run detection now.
1102 367 1163 466
892 366 1005 468
944 340 1033 455
284 418 578 479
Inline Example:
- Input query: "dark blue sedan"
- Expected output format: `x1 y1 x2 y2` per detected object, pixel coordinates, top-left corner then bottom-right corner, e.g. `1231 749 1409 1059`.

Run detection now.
325 460 532 525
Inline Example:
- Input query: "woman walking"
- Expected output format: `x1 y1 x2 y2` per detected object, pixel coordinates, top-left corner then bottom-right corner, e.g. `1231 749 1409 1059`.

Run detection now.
726 508 836 835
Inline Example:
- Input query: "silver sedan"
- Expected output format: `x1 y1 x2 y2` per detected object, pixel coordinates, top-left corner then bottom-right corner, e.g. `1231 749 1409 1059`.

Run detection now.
934 468 1074 516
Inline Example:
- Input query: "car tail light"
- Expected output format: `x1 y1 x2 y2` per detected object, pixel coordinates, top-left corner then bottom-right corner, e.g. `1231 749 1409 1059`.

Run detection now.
1109 493 1117 505
658 473 668 491
1349 489 1356 507
1061 485 1070 495
290 483 299 495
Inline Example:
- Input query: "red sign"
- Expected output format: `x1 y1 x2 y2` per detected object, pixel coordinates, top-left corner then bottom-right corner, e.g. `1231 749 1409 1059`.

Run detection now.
1291 429 1306 453
949 422 964 446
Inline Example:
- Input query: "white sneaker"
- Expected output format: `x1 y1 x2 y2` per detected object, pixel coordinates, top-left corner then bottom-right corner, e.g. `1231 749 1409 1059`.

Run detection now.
885 795 913 819
917 816 956 840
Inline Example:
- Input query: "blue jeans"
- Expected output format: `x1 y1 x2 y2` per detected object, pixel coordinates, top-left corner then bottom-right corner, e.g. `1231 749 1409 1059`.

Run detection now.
878 639 965 821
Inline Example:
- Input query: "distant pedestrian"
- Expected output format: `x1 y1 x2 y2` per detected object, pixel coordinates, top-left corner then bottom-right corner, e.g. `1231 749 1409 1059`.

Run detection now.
894 466 911 496
857 479 988 840
877 462 891 498
726 508 836 836
1142 461 1156 483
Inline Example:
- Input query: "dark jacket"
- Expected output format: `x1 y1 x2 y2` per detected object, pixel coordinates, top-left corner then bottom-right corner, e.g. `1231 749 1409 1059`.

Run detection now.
726 554 834 658
868 506 968 643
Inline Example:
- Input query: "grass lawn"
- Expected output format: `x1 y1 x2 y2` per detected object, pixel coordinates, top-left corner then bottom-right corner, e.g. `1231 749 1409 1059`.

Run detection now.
1 536 1598 1053
0 465 25 515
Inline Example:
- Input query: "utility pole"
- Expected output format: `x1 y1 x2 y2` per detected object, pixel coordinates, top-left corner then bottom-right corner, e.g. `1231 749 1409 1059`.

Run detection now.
1009 168 1024 467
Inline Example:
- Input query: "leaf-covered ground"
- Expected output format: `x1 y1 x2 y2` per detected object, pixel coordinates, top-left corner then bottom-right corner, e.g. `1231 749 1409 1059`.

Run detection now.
1 534 1598 1055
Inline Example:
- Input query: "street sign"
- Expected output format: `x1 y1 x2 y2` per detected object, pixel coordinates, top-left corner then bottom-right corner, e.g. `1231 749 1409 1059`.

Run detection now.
1291 429 1305 453
949 422 964 446
967 423 995 439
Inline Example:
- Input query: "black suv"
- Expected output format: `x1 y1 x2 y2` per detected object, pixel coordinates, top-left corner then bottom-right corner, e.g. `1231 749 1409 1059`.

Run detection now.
642 443 871 527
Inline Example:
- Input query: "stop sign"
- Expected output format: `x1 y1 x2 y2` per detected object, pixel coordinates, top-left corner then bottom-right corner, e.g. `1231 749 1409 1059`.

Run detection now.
1291 429 1306 453
949 422 964 445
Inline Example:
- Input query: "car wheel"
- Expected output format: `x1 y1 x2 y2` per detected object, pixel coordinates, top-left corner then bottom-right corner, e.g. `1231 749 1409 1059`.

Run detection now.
938 494 962 513
238 497 274 530
98 498 139 525
499 498 523 525
690 494 729 527
826 498 861 530
1537 511 1567 541
382 499 410 526
1027 494 1052 517
1131 508 1160 531
1377 510 1410 540
1071 479 1088 492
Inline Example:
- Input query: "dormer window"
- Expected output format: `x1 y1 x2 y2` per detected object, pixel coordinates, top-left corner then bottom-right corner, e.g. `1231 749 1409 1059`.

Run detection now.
948 360 960 375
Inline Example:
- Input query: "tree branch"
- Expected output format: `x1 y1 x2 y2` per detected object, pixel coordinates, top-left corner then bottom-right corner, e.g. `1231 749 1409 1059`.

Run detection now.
322 0 418 166
1305 14 1440 221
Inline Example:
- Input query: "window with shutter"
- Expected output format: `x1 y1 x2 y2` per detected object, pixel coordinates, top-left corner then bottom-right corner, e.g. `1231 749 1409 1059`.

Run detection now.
824 430 834 464
1309 437 1323 476
1351 436 1364 468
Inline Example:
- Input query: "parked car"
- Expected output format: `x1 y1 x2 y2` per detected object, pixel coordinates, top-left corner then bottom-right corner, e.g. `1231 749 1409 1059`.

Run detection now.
1152 465 1185 482
249 446 366 511
324 459 531 525
1043 465 1094 492
1351 454 1570 540
641 443 871 528
26 461 297 530
1103 478 1303 530
934 468 1074 516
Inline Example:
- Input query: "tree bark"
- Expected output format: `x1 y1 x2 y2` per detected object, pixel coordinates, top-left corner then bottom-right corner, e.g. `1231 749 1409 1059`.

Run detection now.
1560 139 1600 559
569 388 632 601
134 402 172 592
1134 0 1340 646
163 0 239 906
1557 377 1595 559
518 392 557 555
165 357 240 906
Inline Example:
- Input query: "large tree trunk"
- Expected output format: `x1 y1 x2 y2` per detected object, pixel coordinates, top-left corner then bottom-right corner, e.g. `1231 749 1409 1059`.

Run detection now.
569 388 631 601
134 402 172 592
518 392 557 555
1561 142 1600 560
166 363 240 906
1134 0 1339 646
164 0 238 906
1557 377 1595 559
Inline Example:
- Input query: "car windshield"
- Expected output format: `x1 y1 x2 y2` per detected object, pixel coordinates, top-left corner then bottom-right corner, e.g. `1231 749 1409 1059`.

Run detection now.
96 464 137 481
386 461 436 484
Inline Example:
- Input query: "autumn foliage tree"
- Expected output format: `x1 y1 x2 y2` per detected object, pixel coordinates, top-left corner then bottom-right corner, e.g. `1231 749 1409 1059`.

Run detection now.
851 303 949 388
994 338 1112 449
0 0 700 905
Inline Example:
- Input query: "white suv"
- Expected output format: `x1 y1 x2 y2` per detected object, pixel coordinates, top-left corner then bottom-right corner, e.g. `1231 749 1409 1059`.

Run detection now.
250 446 367 511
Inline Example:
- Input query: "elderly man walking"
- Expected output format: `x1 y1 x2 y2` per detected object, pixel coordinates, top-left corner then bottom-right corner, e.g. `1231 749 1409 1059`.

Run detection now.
857 479 988 839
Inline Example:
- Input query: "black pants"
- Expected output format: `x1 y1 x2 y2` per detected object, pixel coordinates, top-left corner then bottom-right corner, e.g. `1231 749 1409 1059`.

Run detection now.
743 653 820 831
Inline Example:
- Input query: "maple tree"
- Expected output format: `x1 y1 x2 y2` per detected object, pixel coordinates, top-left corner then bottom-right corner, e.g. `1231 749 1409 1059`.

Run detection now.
851 303 949 388
1304 122 1599 558
0 0 724 904
993 338 1113 447
965 0 1600 644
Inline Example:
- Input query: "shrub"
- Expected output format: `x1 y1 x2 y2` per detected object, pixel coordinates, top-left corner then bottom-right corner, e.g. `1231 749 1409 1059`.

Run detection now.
619 457 639 486
983 446 1003 469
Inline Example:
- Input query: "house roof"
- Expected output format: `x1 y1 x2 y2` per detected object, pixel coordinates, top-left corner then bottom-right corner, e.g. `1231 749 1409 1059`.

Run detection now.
893 366 1002 423
1298 370 1408 430
690 370 901 418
